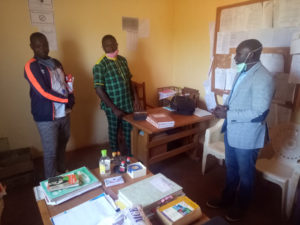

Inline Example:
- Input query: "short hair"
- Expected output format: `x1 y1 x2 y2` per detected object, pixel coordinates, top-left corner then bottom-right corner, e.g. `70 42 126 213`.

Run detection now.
30 32 47 44
238 39 262 60
102 34 116 46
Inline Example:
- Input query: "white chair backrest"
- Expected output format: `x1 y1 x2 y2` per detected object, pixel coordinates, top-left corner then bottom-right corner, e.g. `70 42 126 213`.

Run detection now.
271 123 300 166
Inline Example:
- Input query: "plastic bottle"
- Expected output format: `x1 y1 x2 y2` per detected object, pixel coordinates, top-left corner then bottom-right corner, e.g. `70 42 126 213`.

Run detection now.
99 149 111 176
119 161 126 173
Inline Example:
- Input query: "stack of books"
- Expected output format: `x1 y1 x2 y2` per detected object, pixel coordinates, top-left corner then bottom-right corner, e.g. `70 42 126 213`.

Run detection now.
118 173 183 215
39 166 102 205
146 113 175 129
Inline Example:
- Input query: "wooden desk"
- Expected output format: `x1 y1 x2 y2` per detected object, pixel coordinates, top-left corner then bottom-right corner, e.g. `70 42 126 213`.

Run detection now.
124 108 213 166
35 167 209 225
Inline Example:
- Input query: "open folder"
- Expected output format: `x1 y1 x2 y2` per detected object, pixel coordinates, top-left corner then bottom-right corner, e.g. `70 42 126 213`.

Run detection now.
51 193 116 225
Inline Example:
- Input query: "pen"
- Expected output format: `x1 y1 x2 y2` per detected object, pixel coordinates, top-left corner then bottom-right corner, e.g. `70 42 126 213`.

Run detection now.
105 194 120 212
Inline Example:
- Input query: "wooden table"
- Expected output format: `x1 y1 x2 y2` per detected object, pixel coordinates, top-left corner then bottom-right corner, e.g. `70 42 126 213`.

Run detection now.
35 167 209 225
124 107 213 166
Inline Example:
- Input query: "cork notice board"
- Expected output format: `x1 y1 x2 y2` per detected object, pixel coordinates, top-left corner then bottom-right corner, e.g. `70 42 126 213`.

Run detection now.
212 0 300 116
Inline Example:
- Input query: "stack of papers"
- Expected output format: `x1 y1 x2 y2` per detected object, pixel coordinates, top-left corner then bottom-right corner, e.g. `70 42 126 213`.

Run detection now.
40 166 102 205
193 108 212 117
146 113 175 129
159 89 177 100
51 193 116 225
118 173 183 215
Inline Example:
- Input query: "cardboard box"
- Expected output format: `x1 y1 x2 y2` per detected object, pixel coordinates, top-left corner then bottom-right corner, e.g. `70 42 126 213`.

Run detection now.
156 195 202 225
127 162 146 179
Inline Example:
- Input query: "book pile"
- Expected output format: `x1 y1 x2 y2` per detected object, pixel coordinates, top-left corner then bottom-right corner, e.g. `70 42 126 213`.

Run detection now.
146 113 175 129
40 166 102 205
156 195 202 225
159 89 177 100
118 173 183 215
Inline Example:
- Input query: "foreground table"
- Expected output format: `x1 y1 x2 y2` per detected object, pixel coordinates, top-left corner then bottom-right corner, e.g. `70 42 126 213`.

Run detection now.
124 107 213 166
35 167 209 225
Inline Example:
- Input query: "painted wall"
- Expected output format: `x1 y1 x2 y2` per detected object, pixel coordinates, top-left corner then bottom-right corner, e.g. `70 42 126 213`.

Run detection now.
0 0 299 156
0 0 173 156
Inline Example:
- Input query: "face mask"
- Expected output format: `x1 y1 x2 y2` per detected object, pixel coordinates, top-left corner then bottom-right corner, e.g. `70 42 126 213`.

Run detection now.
235 46 262 73
106 49 119 59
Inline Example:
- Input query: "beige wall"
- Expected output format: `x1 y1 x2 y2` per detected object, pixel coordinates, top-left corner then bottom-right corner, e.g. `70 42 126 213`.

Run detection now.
0 0 299 156
0 0 173 156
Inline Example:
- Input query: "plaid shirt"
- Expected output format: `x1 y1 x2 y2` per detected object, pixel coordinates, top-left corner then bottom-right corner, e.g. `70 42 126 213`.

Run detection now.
93 55 133 112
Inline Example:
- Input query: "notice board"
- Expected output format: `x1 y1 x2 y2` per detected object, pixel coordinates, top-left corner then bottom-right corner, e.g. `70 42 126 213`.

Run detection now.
211 0 300 124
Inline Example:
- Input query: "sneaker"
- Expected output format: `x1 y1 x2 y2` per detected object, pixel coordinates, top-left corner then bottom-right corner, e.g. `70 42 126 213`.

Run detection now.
206 199 228 209
225 207 243 222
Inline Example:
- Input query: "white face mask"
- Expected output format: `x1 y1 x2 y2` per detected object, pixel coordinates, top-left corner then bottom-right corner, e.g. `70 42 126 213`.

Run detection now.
235 46 262 73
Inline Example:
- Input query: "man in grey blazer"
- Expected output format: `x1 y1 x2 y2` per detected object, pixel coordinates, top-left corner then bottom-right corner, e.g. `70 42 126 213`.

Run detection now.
207 39 275 222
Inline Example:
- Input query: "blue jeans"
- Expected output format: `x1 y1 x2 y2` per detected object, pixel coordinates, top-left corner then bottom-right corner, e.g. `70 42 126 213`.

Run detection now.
222 132 259 209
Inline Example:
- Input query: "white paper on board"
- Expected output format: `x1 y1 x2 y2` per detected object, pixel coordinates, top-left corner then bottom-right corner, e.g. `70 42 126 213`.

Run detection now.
225 68 237 90
138 19 150 38
30 11 54 25
289 55 300 83
214 68 226 90
274 0 300 28
216 32 230 54
126 31 138 51
260 54 284 75
28 0 53 11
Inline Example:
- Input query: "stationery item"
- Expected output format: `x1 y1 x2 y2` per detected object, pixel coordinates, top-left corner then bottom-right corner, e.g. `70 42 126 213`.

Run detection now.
51 193 116 225
104 175 125 187
40 166 102 205
146 113 175 129
127 162 147 179
47 173 80 191
118 173 183 215
156 195 202 225
133 111 148 121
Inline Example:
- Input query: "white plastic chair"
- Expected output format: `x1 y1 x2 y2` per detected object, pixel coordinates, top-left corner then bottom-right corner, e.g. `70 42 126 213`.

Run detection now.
202 119 225 175
256 123 300 219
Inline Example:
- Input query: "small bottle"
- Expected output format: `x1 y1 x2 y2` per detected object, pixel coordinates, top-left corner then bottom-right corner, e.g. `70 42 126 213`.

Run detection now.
126 156 131 165
65 74 74 93
99 149 111 176
119 161 126 173
111 152 117 165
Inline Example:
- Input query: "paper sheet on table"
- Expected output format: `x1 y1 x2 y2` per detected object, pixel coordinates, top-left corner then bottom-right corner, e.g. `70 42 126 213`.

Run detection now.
289 55 300 83
274 73 296 102
215 68 226 90
260 54 284 75
194 108 212 117
150 176 172 193
274 0 300 28
51 193 116 225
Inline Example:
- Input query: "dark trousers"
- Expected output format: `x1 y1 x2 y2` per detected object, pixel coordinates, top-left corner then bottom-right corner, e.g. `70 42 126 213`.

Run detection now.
105 110 132 155
222 132 259 209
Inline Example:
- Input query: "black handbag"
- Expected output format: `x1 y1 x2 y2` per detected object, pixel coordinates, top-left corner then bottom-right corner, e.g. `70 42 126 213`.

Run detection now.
170 95 196 115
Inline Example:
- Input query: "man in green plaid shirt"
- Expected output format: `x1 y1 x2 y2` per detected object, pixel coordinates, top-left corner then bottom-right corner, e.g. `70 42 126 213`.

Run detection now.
93 35 139 155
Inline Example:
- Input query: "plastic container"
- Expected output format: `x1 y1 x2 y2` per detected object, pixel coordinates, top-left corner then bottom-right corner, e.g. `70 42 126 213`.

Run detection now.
99 149 111 176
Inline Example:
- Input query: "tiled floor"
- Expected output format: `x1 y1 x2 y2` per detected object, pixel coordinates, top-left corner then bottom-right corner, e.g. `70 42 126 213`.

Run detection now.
1 145 296 225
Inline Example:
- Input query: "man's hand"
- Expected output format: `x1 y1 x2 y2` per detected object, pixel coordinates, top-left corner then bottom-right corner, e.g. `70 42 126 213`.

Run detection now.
212 105 228 119
112 108 126 118
66 94 75 109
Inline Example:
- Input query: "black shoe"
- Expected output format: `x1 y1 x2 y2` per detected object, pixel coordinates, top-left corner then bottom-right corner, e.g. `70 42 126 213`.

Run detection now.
225 207 244 222
206 199 228 209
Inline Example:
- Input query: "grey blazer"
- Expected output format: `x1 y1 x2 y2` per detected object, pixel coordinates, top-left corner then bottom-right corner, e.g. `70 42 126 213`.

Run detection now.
224 62 275 149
